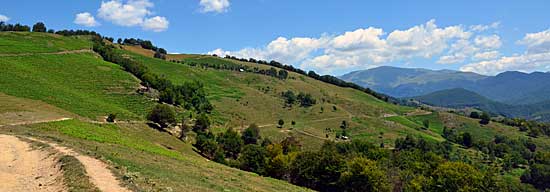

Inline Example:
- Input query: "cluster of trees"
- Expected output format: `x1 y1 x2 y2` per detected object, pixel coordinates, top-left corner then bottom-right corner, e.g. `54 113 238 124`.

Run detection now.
1 21 49 32
172 60 290 80
91 36 212 114
195 126 537 191
118 38 167 59
497 117 550 138
281 90 316 107
0 22 31 32
221 54 393 103
470 111 491 125
441 124 550 190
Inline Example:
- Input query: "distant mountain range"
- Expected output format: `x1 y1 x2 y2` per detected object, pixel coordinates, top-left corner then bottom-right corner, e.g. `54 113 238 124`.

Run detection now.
340 66 550 121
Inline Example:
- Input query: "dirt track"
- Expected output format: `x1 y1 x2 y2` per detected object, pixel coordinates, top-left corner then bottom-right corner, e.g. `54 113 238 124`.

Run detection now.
0 135 64 192
29 138 132 192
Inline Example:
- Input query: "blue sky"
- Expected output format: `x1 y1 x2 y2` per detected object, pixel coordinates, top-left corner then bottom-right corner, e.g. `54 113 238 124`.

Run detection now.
1 0 549 75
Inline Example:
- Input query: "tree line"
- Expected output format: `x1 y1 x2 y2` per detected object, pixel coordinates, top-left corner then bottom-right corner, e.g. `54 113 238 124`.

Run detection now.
281 90 316 107
171 60 290 80
220 55 394 102
91 36 212 114
193 119 539 191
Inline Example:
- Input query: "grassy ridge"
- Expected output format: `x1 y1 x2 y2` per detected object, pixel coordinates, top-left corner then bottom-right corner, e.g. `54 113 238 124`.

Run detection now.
0 32 91 54
124 50 426 148
0 53 154 120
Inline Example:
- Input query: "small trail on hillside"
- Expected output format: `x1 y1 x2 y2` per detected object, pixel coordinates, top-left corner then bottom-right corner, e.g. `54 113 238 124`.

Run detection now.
0 49 94 57
28 138 132 192
0 118 72 128
0 135 65 192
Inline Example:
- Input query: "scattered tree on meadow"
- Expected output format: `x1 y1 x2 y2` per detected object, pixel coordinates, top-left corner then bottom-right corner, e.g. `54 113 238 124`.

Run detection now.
147 104 176 128
193 113 210 133
217 128 243 159
278 119 285 128
462 132 473 148
32 22 46 32
242 124 261 145
480 112 491 125
470 111 480 119
106 113 117 123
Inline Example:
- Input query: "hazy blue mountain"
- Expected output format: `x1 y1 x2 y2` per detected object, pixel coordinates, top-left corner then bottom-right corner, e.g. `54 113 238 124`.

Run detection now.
339 66 487 98
413 88 550 122
340 66 550 105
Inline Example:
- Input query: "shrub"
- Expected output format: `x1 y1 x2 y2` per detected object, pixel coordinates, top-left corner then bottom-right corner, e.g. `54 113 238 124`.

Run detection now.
106 114 117 123
147 104 176 128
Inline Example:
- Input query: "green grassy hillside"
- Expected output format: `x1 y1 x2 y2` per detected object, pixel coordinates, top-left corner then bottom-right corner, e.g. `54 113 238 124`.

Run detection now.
2 31 549 191
121 49 444 148
0 32 310 191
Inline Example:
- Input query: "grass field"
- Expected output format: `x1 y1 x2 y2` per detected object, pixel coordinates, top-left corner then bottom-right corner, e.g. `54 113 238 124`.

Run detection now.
0 52 154 120
2 32 548 190
123 50 431 148
0 32 91 54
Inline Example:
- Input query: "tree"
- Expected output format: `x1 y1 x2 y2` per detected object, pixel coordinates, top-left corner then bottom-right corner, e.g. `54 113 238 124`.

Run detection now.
267 153 293 179
242 124 261 145
480 112 491 125
194 132 219 159
462 132 473 148
278 119 285 128
217 128 243 159
521 163 550 190
339 157 391 192
32 22 46 32
193 113 210 133
117 38 122 44
147 104 176 128
429 162 484 191
470 111 480 119
106 113 116 123
281 90 297 105
239 145 268 175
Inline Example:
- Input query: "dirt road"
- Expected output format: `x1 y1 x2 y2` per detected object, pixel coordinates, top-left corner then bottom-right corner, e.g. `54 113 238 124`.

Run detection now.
29 138 132 192
0 135 64 192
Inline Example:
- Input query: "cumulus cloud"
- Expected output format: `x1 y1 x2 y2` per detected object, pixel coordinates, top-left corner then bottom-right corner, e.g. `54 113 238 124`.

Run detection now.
95 0 168 32
212 19 488 74
142 16 169 32
473 51 500 60
74 12 100 27
461 52 550 75
0 14 9 22
461 29 550 75
199 0 230 13
470 22 500 32
474 35 502 49
518 29 550 54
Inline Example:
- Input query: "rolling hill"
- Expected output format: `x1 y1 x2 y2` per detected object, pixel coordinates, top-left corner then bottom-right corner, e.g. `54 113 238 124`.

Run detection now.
2 31 550 191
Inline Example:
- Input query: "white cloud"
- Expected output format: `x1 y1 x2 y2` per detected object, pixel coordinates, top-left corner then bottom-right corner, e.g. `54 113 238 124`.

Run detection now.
74 12 100 27
460 52 550 75
199 0 230 13
210 20 509 74
461 29 550 75
142 16 169 32
96 0 168 32
473 51 500 60
470 21 500 32
474 35 502 49
0 14 9 22
518 29 550 54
